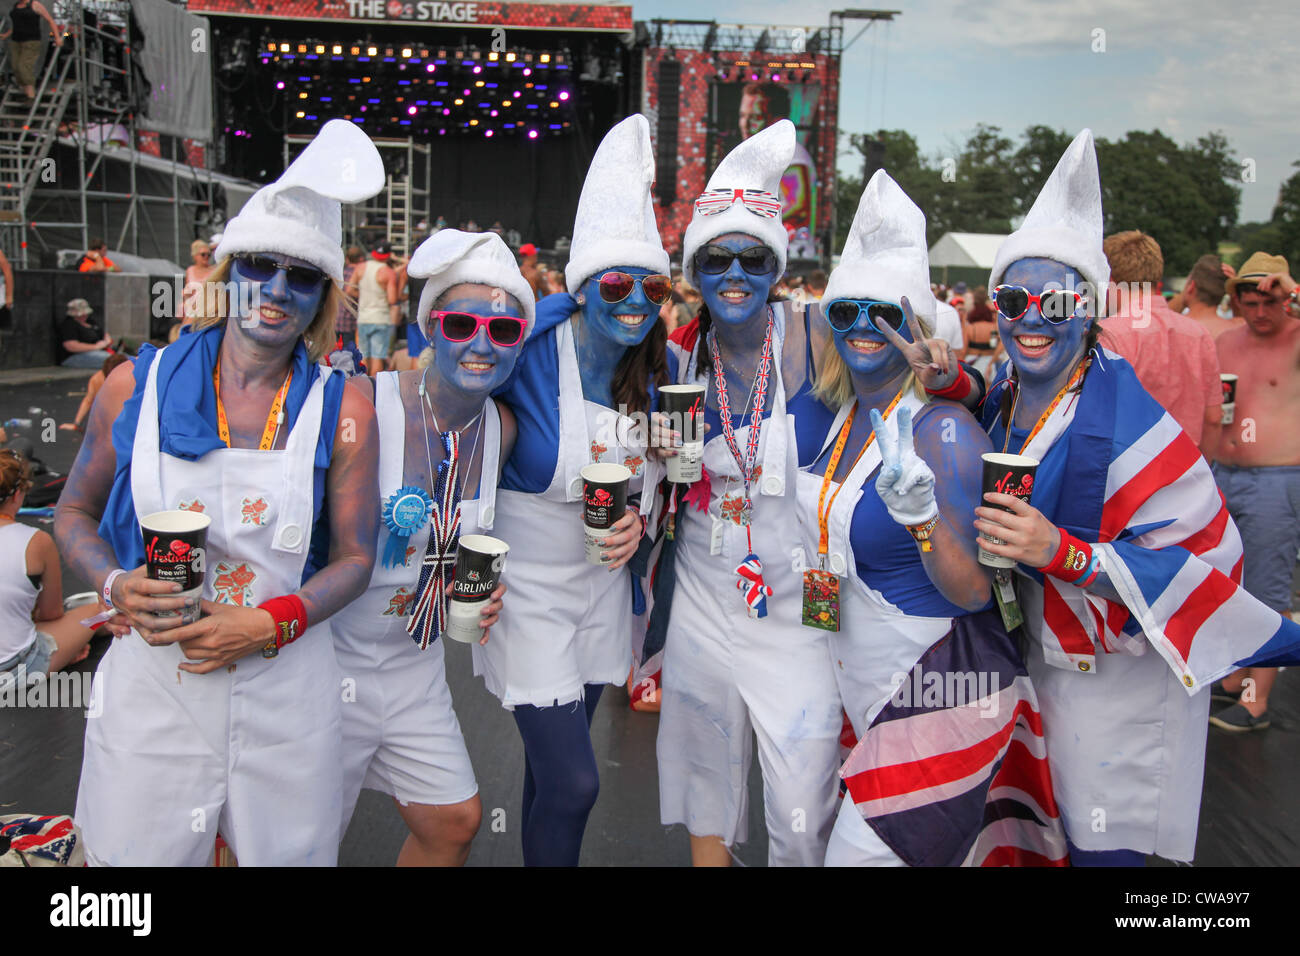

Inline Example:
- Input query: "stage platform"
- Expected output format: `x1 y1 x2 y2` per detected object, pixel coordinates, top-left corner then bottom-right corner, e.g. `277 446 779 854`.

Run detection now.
2 375 1296 867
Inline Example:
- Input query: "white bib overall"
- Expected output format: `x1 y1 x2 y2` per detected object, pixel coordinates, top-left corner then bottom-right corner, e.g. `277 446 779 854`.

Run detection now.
474 318 655 708
332 371 499 825
77 351 343 866
793 394 952 866
656 308 843 866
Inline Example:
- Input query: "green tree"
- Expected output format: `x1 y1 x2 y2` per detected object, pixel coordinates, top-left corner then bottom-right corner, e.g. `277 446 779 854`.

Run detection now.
1012 125 1074 214
1270 160 1300 266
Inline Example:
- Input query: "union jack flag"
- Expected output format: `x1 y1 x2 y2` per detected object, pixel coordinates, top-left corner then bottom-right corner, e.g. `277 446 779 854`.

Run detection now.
407 430 461 650
982 349 1300 689
734 553 771 618
841 611 1068 866
693 187 783 220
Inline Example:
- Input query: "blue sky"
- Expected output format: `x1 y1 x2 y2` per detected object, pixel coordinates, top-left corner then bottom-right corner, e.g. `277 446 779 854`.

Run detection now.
630 0 1300 223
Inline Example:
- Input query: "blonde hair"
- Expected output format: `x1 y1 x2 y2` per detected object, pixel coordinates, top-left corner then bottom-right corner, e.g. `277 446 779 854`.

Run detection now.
191 258 342 362
812 313 934 408
190 238 211 256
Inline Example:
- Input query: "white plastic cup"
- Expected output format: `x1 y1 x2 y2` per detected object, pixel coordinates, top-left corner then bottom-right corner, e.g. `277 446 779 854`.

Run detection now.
446 534 509 643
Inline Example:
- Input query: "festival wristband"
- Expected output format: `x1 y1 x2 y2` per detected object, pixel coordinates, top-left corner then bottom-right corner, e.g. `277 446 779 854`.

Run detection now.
925 368 972 401
905 514 940 553
257 594 308 658
102 568 128 610
1037 529 1096 584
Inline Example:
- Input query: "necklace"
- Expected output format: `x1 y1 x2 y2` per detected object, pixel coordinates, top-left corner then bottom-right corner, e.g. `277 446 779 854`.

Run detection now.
708 310 777 618
213 354 292 450
406 369 485 649
1002 357 1090 455
815 387 905 561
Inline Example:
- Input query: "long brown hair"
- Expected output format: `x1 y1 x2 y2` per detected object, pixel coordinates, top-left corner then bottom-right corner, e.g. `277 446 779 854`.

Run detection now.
613 318 669 419
0 449 32 504
191 258 343 362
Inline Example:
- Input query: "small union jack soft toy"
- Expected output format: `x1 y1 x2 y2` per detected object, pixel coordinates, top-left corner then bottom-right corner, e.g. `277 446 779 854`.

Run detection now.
735 553 772 618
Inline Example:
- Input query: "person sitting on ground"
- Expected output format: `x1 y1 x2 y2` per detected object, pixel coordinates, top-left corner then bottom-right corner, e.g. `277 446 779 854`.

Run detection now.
60 298 113 369
77 238 119 273
0 450 99 679
60 353 129 432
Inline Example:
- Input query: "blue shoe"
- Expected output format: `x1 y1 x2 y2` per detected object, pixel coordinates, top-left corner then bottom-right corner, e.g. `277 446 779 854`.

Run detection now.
1208 703 1270 732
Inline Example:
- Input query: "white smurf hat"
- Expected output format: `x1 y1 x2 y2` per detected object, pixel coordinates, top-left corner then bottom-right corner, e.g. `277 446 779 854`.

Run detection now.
821 169 937 326
681 119 795 289
989 128 1109 311
215 119 385 283
564 114 670 295
411 229 536 338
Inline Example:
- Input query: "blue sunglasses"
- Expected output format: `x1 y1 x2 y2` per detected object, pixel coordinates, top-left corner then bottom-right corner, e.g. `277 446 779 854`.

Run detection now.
824 298 906 335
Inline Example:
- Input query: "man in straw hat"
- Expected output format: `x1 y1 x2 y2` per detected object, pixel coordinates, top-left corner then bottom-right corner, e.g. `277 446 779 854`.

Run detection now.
1208 253 1300 733
54 119 385 866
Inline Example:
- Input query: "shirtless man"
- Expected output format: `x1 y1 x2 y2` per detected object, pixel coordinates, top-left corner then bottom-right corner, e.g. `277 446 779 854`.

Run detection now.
1177 254 1244 339
1209 252 1300 732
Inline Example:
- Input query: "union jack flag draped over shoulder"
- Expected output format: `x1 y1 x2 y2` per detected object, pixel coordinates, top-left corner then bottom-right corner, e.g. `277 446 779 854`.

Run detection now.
981 348 1300 689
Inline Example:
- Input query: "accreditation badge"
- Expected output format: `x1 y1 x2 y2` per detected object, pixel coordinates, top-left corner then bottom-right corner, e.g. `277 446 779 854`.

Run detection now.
801 568 840 632
993 567 1024 632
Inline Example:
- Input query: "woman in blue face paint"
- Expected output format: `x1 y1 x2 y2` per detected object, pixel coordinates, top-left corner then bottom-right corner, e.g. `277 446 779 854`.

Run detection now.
473 115 670 866
53 120 385 866
940 130 1300 866
332 229 531 866
794 171 1069 867
654 120 845 867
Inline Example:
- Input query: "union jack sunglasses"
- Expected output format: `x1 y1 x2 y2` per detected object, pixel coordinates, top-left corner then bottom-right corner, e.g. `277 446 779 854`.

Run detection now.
693 187 783 220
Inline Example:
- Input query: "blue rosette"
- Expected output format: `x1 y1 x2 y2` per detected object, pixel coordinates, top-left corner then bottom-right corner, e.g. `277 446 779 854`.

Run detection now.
381 485 433 568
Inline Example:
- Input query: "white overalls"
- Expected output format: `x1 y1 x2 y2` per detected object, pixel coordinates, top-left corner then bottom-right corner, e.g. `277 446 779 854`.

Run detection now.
657 309 843 866
77 352 342 866
332 372 499 827
474 318 656 708
793 394 951 866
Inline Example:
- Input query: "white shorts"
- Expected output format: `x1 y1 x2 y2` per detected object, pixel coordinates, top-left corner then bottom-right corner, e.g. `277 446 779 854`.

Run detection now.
337 636 478 830
656 537 843 866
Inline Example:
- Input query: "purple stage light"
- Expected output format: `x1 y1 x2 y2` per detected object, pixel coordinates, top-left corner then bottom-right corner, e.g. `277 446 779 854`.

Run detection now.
276 81 285 90
558 91 569 101
485 130 493 138
408 106 417 115
522 68 532 76
426 63 435 72
528 129 538 139
473 65 482 74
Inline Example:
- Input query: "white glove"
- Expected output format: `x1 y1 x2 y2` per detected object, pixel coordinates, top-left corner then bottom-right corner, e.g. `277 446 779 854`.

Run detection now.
327 349 357 376
872 405 940 527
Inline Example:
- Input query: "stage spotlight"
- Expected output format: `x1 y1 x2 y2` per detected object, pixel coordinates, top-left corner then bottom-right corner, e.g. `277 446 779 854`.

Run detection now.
470 119 478 126
502 99 511 106
485 129 493 137
367 46 377 56
549 101 558 108
351 46 359 55
522 67 531 76
299 92 307 98
402 48 412 57
315 45 325 54
540 53 550 63
490 110 498 117
475 80 485 87
408 106 417 115
489 52 498 61
280 43 289 52
454 98 463 105
427 63 435 72
297 44 306 53
528 129 538 139
558 90 569 101
276 81 285 90
267 42 276 51
333 45 342 54
772 72 781 82
296 111 305 118
506 52 516 62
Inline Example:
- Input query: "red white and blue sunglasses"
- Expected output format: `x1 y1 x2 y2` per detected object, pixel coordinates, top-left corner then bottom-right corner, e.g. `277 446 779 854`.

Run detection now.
693 187 783 220
430 310 527 347
992 284 1088 323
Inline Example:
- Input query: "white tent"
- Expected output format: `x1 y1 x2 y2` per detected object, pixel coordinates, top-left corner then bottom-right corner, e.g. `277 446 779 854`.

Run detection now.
927 232 1007 278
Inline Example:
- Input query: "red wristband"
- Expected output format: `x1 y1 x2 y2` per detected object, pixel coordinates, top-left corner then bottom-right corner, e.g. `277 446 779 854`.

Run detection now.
258 594 308 658
1037 529 1094 583
925 368 972 400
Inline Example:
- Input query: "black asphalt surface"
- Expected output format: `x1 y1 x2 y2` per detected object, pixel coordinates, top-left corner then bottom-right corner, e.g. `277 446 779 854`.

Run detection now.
1 371 1295 866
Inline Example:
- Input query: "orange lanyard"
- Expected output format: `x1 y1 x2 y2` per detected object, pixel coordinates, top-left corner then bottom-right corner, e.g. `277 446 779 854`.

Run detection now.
816 388 905 558
213 356 292 451
1003 357 1090 455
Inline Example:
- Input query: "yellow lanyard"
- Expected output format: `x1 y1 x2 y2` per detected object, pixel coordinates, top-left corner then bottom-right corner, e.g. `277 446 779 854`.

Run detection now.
213 356 292 451
1003 358 1090 455
816 388 904 558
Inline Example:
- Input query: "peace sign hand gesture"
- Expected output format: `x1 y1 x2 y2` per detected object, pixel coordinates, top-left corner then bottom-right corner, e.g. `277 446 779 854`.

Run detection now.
876 295 958 391
872 404 939 527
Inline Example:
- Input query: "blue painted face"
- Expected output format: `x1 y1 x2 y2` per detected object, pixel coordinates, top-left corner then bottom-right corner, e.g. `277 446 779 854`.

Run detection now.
997 257 1093 385
697 233 778 328
229 253 328 349
430 284 526 395
831 301 914 381
578 265 660 348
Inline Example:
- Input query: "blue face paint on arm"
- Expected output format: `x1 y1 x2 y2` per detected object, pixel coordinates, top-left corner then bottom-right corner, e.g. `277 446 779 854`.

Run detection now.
997 257 1094 390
